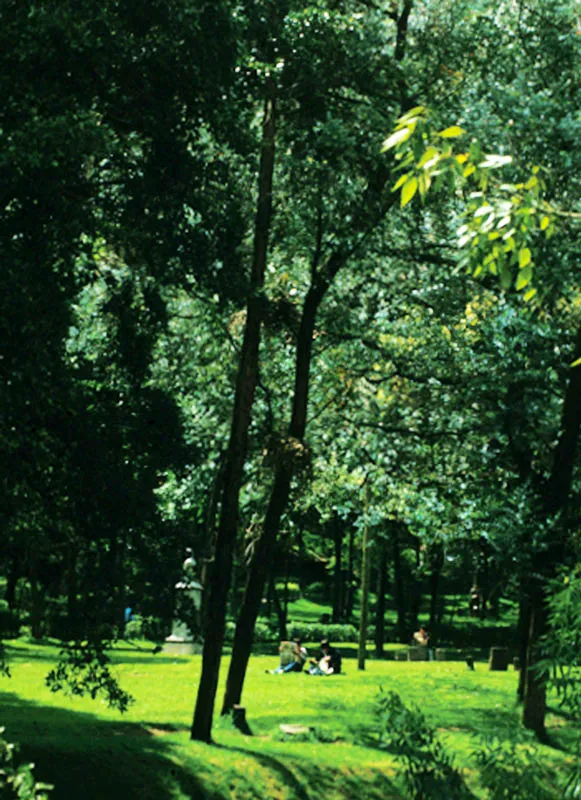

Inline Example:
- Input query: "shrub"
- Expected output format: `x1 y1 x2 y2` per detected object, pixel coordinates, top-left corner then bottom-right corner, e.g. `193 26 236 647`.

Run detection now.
373 689 468 799
287 622 358 644
124 615 168 642
0 727 52 799
0 601 20 638
274 582 301 602
473 733 554 799
303 581 328 603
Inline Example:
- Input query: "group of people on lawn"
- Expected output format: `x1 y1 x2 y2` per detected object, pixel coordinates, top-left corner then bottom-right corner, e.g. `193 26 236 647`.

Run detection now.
269 625 430 674
268 638 342 675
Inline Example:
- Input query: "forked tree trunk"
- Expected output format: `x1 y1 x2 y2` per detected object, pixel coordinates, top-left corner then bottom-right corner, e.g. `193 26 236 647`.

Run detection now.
221 287 321 714
190 81 276 743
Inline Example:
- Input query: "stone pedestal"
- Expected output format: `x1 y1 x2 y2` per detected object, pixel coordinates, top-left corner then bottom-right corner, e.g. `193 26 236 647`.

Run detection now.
163 569 203 656
408 646 429 661
489 646 509 671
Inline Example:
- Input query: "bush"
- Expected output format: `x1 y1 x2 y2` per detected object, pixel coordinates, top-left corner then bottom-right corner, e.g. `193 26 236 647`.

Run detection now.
0 727 52 799
373 689 468 799
287 622 358 643
124 615 167 642
274 582 301 602
303 582 328 603
0 601 20 638
473 733 554 799
223 619 277 644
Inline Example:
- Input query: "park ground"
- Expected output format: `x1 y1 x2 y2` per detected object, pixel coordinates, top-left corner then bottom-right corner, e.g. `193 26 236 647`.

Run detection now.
1 639 577 800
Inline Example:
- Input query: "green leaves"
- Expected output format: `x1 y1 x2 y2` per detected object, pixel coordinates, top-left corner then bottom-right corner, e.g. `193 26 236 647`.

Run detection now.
382 127 413 151
400 176 418 207
437 125 465 138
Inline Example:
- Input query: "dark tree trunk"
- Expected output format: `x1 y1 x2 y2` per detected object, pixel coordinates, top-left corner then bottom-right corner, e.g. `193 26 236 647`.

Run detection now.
522 326 581 737
409 540 422 633
345 525 356 620
222 283 322 715
523 584 548 739
517 592 531 703
391 524 407 644
358 486 370 671
67 543 79 639
190 82 276 743
332 516 343 624
374 538 388 658
5 557 19 609
428 543 444 632
268 572 287 641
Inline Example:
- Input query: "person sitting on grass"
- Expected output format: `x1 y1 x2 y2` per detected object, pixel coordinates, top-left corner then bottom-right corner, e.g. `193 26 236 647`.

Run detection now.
308 639 342 675
267 638 308 674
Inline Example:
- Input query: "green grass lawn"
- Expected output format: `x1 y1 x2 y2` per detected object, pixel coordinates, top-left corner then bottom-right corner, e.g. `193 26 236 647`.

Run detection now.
1 640 576 799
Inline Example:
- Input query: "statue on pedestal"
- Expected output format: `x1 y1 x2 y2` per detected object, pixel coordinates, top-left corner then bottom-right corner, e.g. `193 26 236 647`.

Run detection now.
164 548 204 655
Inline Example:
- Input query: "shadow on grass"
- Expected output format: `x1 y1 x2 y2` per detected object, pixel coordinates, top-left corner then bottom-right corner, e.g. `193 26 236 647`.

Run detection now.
220 742 401 800
5 642 184 667
0 692 209 800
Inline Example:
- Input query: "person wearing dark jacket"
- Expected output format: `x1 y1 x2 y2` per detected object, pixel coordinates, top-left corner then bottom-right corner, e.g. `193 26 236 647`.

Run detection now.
308 639 342 675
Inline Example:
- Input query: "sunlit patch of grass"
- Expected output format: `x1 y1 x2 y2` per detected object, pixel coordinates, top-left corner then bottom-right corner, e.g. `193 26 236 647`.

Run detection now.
1 642 575 799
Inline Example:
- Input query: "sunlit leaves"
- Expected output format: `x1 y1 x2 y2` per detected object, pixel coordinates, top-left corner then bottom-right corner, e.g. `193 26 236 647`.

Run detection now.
400 176 418 207
383 107 555 296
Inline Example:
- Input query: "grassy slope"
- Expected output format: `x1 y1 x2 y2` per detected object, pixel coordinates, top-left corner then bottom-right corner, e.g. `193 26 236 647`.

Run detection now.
0 640 575 800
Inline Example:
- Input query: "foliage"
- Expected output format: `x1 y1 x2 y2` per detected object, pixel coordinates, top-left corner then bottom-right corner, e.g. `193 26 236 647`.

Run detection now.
383 105 554 295
372 688 468 799
472 731 554 800
0 728 52 800
45 640 134 713
287 622 359 644
539 567 581 798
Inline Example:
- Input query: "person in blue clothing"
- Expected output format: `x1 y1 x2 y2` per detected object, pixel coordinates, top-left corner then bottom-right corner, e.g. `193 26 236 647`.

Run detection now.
267 638 308 674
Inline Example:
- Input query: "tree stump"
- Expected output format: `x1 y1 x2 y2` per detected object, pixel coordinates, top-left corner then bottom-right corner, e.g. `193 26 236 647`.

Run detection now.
488 647 509 671
465 655 475 671
279 724 313 737
232 705 253 735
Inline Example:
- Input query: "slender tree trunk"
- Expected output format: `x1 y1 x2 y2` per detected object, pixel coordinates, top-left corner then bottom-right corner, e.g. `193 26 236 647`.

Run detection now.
332 516 343 624
358 484 370 670
517 591 531 703
374 538 388 658
190 81 276 743
268 572 287 641
5 556 18 610
428 543 444 632
67 543 79 639
392 524 407 644
346 525 356 619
